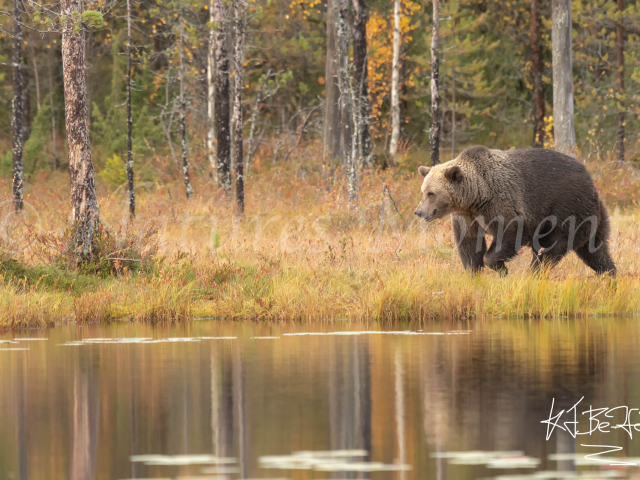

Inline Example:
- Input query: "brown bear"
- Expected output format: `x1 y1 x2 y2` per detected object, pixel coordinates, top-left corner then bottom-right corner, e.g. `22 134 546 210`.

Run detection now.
414 145 616 276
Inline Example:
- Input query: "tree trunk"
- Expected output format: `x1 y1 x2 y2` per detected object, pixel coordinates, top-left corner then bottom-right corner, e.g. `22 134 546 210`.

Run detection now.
451 67 455 159
11 0 24 210
61 0 99 256
31 47 41 112
234 0 245 215
126 0 136 217
450 18 456 161
179 20 193 199
615 0 625 164
207 0 217 180
389 0 401 158
336 0 356 200
531 0 545 148
351 0 372 167
323 0 342 161
214 0 232 194
551 0 575 155
429 0 441 166
48 47 58 168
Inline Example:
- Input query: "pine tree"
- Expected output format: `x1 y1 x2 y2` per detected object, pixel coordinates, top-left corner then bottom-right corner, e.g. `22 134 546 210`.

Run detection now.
61 0 100 256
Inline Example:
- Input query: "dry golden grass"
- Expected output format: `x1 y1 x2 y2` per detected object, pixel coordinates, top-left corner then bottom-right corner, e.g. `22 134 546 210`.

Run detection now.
1 144 640 329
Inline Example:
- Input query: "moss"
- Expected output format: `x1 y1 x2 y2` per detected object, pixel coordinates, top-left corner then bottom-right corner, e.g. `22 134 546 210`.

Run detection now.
0 259 109 293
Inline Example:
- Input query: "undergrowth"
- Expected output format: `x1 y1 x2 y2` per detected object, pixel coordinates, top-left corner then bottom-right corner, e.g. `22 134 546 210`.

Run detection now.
0 146 639 330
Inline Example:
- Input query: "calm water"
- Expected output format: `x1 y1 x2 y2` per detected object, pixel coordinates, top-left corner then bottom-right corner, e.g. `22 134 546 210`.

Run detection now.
1 319 640 480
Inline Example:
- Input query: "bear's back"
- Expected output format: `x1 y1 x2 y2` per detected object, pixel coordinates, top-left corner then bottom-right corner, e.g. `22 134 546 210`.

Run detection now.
504 148 600 224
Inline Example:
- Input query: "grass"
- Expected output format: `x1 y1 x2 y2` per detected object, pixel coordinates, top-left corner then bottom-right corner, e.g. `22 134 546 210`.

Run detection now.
1 142 639 330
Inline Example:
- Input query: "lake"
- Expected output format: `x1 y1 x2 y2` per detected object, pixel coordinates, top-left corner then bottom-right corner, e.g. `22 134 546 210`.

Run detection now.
1 319 639 479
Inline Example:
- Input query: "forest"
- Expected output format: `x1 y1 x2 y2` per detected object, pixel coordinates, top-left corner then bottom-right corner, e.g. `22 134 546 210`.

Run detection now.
0 0 639 328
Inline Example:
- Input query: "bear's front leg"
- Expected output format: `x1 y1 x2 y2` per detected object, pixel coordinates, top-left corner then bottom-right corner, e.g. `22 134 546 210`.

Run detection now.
484 233 521 276
453 215 486 273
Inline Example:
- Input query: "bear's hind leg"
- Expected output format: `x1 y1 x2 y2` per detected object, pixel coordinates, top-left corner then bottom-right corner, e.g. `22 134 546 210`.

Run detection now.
575 240 616 276
574 204 616 276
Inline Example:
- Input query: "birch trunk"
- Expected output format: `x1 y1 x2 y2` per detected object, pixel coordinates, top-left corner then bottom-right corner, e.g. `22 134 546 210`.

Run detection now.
530 0 545 148
351 0 372 167
336 0 356 200
551 0 575 155
11 0 24 210
179 20 194 199
245 96 260 174
615 0 625 164
49 47 58 168
207 0 217 180
234 0 245 215
451 67 455 159
323 0 342 161
23 54 32 144
61 0 100 256
450 20 456 160
126 0 135 217
389 0 401 158
429 0 441 166
214 0 232 193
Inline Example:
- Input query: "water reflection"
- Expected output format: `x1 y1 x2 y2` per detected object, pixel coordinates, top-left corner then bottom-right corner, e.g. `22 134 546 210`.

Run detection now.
0 320 639 479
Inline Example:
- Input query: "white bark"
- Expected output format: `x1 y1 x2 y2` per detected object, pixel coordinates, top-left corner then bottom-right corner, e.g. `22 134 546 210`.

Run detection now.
429 0 441 165
179 19 194 198
234 0 245 215
389 0 401 157
126 0 135 217
336 0 356 200
207 0 217 180
551 0 575 155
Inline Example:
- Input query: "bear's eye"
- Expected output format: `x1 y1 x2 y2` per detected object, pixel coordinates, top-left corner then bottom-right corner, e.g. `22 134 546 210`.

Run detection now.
427 192 435 197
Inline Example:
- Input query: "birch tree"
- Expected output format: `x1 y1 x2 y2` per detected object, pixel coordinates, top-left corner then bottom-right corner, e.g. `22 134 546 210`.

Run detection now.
429 0 441 166
323 0 342 161
207 0 217 179
61 0 101 256
336 0 356 200
551 0 575 155
351 0 372 167
125 0 135 216
233 0 245 215
178 17 194 199
12 0 25 211
388 0 401 158
615 0 625 163
530 0 545 148
214 0 232 194
48 46 60 168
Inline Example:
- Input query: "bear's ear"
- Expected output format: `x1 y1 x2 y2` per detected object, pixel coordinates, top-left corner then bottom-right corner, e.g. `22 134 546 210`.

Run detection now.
418 166 431 177
444 165 462 183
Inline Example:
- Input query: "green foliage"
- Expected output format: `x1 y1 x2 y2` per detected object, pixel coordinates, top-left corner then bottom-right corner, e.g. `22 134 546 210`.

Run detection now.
81 10 105 28
23 105 52 173
0 258 107 293
99 154 128 187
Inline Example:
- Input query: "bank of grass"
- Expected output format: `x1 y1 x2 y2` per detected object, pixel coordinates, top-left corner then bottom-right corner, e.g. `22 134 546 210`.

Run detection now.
1 145 640 330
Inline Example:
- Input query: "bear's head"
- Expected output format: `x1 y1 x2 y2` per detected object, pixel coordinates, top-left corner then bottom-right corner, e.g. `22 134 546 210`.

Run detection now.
414 163 463 221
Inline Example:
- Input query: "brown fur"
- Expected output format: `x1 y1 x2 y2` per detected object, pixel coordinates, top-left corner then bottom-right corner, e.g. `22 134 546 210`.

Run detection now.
415 145 616 276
